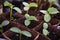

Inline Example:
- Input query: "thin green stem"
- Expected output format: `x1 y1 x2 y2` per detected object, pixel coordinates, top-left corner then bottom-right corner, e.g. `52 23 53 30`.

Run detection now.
0 29 2 33
20 31 22 40
39 0 41 4
49 0 53 8
10 8 12 21
0 25 3 33
26 11 28 14
36 0 41 11
0 27 3 34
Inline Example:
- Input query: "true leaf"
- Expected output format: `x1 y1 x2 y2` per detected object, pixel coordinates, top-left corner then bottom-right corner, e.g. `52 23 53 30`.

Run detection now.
48 7 59 14
25 14 30 19
22 2 29 7
43 23 48 29
10 27 21 33
27 16 37 21
2 20 9 26
22 31 32 37
44 14 51 22
24 20 31 26
13 7 22 13
29 3 38 7
43 29 49 36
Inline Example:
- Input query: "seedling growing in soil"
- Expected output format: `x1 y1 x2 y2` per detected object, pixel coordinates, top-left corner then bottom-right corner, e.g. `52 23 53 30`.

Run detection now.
48 0 60 8
24 14 37 26
48 0 54 7
4 1 22 20
40 7 59 22
40 7 59 36
10 27 32 40
22 2 38 13
43 23 49 36
0 20 9 33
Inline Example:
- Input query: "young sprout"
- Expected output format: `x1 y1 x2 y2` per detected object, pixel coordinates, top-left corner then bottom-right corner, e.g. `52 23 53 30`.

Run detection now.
40 7 59 22
24 14 37 26
10 27 32 40
43 23 49 36
22 2 38 12
48 0 54 7
0 20 9 33
4 1 22 20
48 0 60 8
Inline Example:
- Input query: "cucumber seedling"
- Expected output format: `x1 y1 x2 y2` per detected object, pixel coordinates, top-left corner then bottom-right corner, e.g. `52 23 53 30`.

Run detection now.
24 14 38 26
40 7 59 22
22 2 38 13
22 2 38 26
10 27 32 40
0 20 9 33
48 0 60 8
40 7 59 36
4 1 22 20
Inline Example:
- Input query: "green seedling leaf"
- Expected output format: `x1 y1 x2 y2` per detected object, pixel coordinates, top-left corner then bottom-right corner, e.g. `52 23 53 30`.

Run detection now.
40 10 48 14
29 3 38 7
13 7 22 13
22 31 32 37
48 7 59 14
25 14 30 19
43 23 48 29
22 2 29 7
2 20 9 26
44 14 51 22
4 1 13 7
10 27 21 33
24 7 29 11
24 20 31 26
27 16 37 21
43 29 49 36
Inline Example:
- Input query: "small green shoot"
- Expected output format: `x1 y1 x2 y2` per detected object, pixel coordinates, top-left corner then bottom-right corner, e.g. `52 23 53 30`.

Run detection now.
10 27 32 40
48 0 59 8
48 0 54 7
24 14 37 26
0 20 9 33
43 23 49 36
4 1 22 20
22 2 38 11
40 7 59 22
